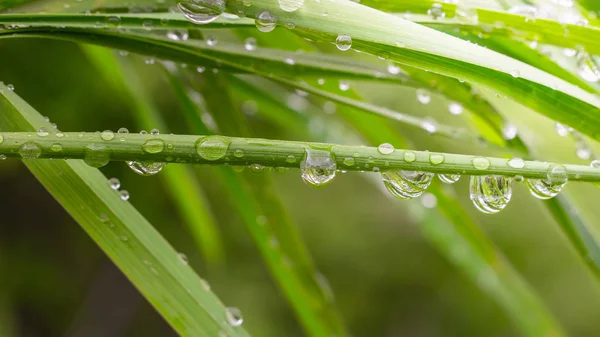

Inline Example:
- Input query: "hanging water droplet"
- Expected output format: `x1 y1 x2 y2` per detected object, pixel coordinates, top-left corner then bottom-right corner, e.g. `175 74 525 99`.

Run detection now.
335 35 352 51
37 127 49 137
438 174 460 184
83 144 109 168
377 143 394 155
196 136 229 161
108 177 121 190
427 3 446 20
19 141 42 159
142 139 165 154
416 89 431 104
244 37 257 51
300 148 336 187
429 153 445 165
0 155 6 160
127 161 166 176
507 158 525 169
256 10 276 32
338 80 350 91
576 50 600 82
469 175 512 214
381 171 434 199
177 0 225 25
525 179 565 199
448 102 463 115
225 307 243 327
278 0 304 12
101 130 115 141
120 190 130 201
472 157 491 170
502 123 518 140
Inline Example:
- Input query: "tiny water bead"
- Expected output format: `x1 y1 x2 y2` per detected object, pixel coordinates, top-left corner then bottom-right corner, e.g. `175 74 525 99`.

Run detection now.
244 37 257 51
547 163 568 185
120 190 130 201
37 127 49 137
343 157 355 166
84 144 110 168
50 143 63 152
234 149 244 158
142 138 166 154
416 89 431 104
278 0 304 12
429 153 445 165
404 151 416 162
117 127 129 134
381 171 434 200
300 149 336 187
177 0 226 25
100 130 115 141
225 307 243 327
196 136 229 161
338 80 350 91
449 102 464 115
470 175 512 214
127 161 166 176
256 10 276 32
507 158 525 169
377 143 394 155
335 35 352 51
555 123 569 136
472 157 491 170
108 177 121 190
286 154 297 163
438 174 460 184
427 3 446 20
502 123 518 140
19 141 42 159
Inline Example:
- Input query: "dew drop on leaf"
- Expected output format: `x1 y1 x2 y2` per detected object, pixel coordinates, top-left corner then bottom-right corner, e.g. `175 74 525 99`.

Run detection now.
377 143 394 155
19 141 42 159
101 130 115 141
142 139 166 154
448 102 463 115
472 157 491 170
469 175 512 214
108 177 121 190
225 307 243 327
256 10 276 32
335 35 352 51
416 89 431 104
196 136 229 161
120 190 130 201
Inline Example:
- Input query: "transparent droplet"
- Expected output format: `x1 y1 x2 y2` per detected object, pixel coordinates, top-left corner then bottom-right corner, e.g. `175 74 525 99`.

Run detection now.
377 143 394 155
256 10 276 32
206 35 218 46
150 129 160 136
427 3 446 19
101 130 115 141
416 89 431 104
429 153 445 165
108 177 121 190
338 80 350 91
19 141 42 159
469 175 512 214
84 144 109 168
142 139 165 154
449 102 463 115
225 307 243 327
37 127 49 137
196 136 229 161
381 170 434 199
127 161 166 176
177 0 225 25
387 63 401 75
286 154 296 163
0 154 6 160
472 157 491 170
244 37 257 51
118 127 129 134
278 0 304 12
404 151 416 162
507 158 525 169
106 15 121 27
525 179 565 199
555 123 569 136
300 148 336 187
502 123 518 140
50 143 63 152
343 157 355 166
576 141 591 160
335 35 352 51
234 149 244 158
166 30 189 41
120 190 130 201
577 50 600 82
7 84 14 91
438 174 460 184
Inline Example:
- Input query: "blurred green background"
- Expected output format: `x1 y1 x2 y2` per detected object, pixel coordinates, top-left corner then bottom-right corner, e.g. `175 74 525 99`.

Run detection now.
2 36 600 337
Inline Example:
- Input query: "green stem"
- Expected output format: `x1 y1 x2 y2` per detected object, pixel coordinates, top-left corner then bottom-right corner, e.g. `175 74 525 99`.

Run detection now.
1 131 598 181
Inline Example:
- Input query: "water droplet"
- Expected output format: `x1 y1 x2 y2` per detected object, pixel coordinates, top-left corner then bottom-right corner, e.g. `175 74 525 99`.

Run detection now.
377 143 394 155
429 153 445 165
472 157 491 170
50 143 63 152
196 136 229 161
177 0 225 24
106 15 121 27
300 148 336 187
234 149 244 158
166 30 189 41
37 127 49 137
278 0 304 12
142 139 165 154
244 37 257 51
335 35 352 51
84 144 109 168
120 190 130 201
249 163 264 172
108 177 121 190
118 127 129 134
7 84 14 91
507 158 525 169
127 161 166 176
438 174 460 184
449 102 463 115
546 163 568 184
338 80 350 91
178 252 188 265
343 157 355 166
101 130 115 141
591 159 600 168
525 178 565 199
555 122 569 136
225 307 243 327
19 141 42 159
150 129 160 136
470 175 512 214
381 171 434 199
427 3 446 19
206 35 218 46
502 123 518 140
256 10 276 32
286 154 297 163
387 63 401 75
404 151 416 162
416 89 431 104
421 118 437 133
576 141 591 160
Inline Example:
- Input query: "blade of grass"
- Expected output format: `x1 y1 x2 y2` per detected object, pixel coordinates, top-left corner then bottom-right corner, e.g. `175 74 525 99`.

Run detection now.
0 82 250 337
81 44 226 266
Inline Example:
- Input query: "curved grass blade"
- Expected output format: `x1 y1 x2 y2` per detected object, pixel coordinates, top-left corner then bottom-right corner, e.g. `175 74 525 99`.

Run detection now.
0 82 250 337
82 44 225 266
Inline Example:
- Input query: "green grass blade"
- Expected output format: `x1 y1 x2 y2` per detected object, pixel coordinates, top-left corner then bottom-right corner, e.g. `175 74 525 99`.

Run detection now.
0 82 250 337
82 44 226 266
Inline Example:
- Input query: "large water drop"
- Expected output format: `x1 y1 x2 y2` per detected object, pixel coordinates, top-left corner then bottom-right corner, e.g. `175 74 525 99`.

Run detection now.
381 171 434 200
300 148 336 187
196 136 229 161
469 175 512 214
177 0 225 24
127 161 166 176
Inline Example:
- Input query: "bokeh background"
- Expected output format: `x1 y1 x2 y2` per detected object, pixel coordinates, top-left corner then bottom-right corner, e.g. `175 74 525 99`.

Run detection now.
2 25 600 337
